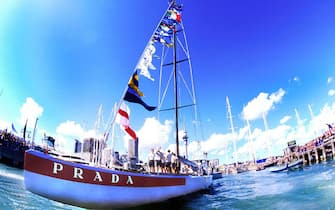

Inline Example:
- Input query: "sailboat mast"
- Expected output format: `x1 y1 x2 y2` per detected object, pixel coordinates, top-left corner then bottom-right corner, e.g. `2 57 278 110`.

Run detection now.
173 27 180 158
226 96 237 165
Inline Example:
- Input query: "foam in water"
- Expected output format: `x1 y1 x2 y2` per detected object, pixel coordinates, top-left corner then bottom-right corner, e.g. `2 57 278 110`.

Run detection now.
0 170 24 181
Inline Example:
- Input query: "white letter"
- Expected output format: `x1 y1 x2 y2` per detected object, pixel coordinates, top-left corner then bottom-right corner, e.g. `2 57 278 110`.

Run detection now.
93 171 103 182
126 176 134 185
111 174 119 183
73 168 84 179
53 162 63 174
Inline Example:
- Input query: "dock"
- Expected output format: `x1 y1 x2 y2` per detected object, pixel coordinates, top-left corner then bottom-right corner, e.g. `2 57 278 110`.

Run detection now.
284 132 335 165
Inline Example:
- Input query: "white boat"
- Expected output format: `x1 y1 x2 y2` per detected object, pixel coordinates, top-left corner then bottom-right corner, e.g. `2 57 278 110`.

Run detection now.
24 150 212 208
24 1 212 208
269 159 303 173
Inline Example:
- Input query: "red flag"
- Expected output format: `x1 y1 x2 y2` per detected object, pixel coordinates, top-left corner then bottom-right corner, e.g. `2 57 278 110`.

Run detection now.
117 103 137 140
176 13 181 22
124 127 137 140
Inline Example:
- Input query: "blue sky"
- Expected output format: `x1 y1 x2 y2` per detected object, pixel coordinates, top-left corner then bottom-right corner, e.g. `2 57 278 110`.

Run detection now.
1 0 335 164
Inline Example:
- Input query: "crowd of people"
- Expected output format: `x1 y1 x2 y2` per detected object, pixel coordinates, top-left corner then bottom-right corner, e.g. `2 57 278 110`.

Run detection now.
0 129 31 167
293 128 335 154
0 129 30 151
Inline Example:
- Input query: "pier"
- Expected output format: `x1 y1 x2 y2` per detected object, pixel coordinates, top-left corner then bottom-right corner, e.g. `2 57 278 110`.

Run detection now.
282 132 335 165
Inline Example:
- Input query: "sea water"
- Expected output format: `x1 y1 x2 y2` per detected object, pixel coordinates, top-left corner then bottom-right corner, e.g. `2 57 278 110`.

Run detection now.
1 161 335 210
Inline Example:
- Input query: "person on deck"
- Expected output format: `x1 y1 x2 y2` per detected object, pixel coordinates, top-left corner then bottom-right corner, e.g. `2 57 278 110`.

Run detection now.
156 147 166 173
154 148 162 173
171 152 178 173
148 148 155 173
165 150 172 173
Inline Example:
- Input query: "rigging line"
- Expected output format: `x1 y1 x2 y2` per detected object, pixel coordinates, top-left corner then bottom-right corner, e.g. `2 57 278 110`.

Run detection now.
178 70 194 101
103 108 114 137
110 103 117 153
158 44 170 109
159 67 174 109
158 42 165 121
181 21 197 109
176 37 189 57
180 20 205 147
159 104 195 112
176 24 197 151
162 58 189 67
105 2 175 141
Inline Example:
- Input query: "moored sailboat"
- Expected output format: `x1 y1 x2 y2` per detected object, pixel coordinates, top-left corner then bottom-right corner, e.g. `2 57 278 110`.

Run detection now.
24 1 212 209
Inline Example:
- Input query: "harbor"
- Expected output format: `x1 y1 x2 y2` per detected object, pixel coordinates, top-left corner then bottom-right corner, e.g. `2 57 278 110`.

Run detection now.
215 128 335 175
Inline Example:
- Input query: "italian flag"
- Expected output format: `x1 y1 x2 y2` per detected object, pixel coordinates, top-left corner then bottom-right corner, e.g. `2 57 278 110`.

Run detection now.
167 10 181 22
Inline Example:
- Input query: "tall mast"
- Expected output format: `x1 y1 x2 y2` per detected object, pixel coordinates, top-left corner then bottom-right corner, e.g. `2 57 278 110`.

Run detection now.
246 118 255 164
32 118 38 147
226 96 237 165
173 27 180 158
94 104 103 165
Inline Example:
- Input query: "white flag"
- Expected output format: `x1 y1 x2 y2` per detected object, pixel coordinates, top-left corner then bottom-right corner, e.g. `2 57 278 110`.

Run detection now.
137 44 156 81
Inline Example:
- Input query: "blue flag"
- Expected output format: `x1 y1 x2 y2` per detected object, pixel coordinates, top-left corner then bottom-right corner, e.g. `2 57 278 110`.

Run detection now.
123 72 156 111
11 123 17 133
124 87 156 111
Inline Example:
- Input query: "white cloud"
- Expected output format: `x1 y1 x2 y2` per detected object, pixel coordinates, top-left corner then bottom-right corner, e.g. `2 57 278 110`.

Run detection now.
200 133 232 154
56 120 84 137
328 89 335 96
180 132 236 161
54 120 102 153
242 88 285 121
307 103 335 136
237 124 292 160
55 121 84 153
328 77 333 84
19 97 44 128
137 117 173 158
280 115 291 124
0 120 10 130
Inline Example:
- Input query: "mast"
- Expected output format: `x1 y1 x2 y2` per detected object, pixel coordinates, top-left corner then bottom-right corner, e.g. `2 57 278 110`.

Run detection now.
226 96 237 165
262 111 272 158
94 104 103 165
173 26 180 158
32 118 38 147
246 118 256 164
